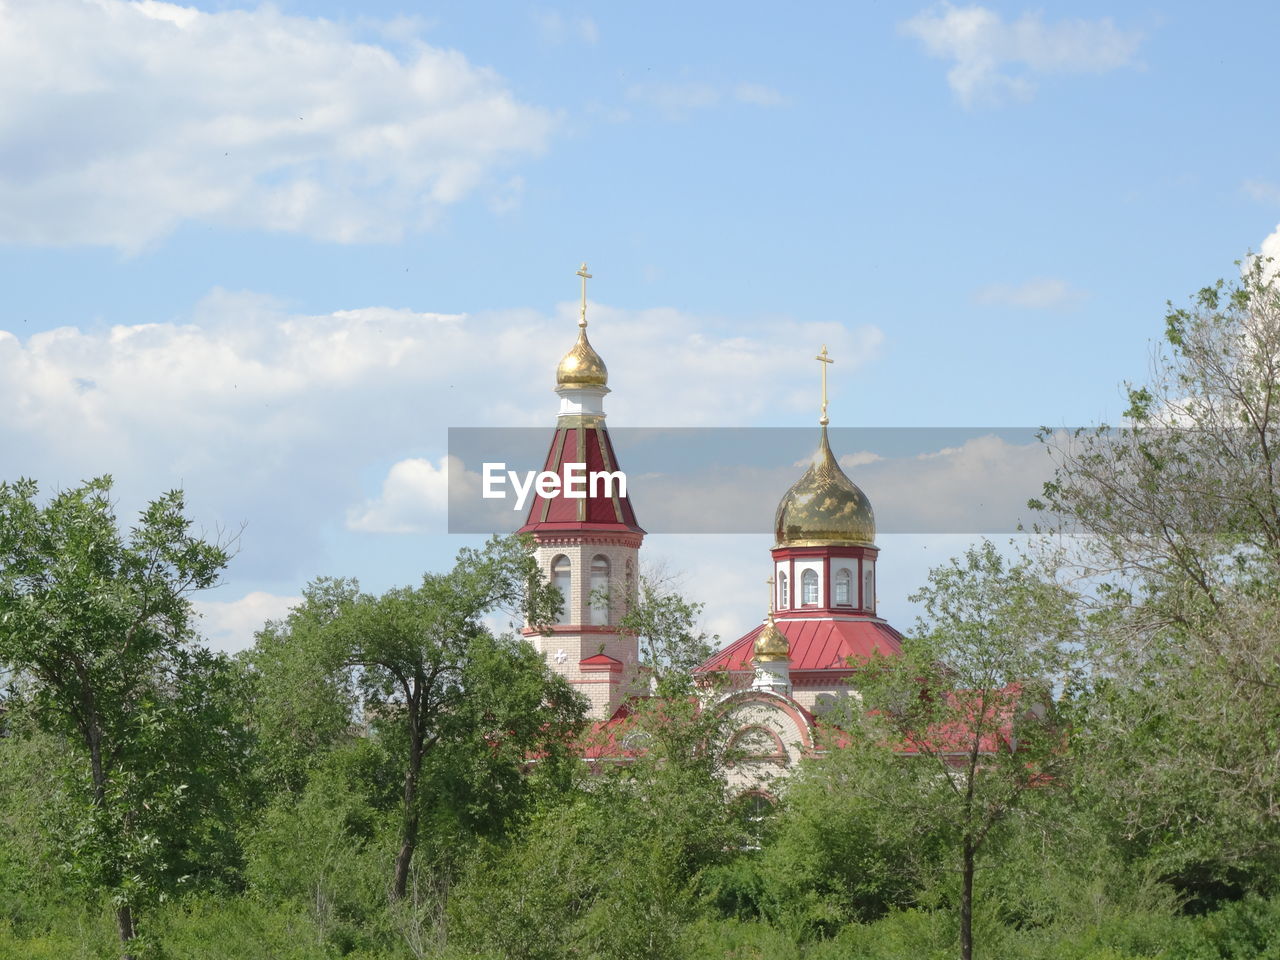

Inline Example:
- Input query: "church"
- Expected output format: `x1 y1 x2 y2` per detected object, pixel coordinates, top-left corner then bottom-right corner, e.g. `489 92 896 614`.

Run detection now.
518 266 906 795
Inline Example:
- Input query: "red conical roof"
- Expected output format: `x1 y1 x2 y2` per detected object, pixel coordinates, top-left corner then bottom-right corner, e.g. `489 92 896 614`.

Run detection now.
517 420 644 535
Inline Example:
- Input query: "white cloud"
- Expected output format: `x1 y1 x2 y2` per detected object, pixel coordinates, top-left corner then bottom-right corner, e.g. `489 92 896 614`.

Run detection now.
0 0 555 250
627 81 787 118
194 590 301 653
533 10 598 45
875 435 1051 532
733 83 789 107
1257 223 1280 280
0 289 883 576
839 451 885 469
1243 180 1280 205
347 456 452 534
973 277 1084 309
900 4 1141 106
615 433 1051 537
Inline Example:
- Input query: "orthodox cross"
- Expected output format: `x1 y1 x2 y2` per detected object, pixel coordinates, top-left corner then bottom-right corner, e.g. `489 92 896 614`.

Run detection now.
815 344 834 425
767 576 775 614
577 262 593 328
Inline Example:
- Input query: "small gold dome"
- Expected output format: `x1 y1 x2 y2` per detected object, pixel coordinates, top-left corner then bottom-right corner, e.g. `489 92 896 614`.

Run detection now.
753 615 790 662
775 426 875 546
556 327 608 388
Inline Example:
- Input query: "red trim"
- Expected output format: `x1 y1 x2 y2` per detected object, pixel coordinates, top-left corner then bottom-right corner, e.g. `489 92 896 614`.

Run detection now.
715 689 815 750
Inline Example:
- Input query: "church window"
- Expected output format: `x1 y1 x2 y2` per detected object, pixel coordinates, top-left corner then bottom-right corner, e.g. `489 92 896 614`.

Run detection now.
801 568 819 605
726 726 787 764
551 555 571 624
624 559 635 616
834 567 852 605
777 572 788 609
864 566 875 612
735 791 778 850
590 555 610 626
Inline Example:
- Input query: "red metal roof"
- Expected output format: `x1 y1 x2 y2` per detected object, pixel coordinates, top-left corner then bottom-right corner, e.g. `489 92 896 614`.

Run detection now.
694 616 905 674
517 421 644 535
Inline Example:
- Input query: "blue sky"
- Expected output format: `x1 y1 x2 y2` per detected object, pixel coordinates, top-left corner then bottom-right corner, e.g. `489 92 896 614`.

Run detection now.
2 0 1278 648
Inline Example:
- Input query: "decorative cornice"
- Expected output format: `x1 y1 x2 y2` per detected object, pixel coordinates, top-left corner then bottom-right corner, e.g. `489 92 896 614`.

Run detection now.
522 624 629 637
531 532 644 549
771 544 879 559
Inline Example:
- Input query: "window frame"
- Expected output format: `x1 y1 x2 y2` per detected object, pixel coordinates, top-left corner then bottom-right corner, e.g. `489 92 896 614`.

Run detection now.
801 568 819 606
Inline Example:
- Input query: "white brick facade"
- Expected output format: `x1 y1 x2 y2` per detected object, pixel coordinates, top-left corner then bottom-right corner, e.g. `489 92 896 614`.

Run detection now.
524 533 644 719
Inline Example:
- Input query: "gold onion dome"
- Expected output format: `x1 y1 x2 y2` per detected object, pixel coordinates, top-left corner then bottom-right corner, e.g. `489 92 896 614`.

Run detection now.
556 326 608 388
775 425 876 547
753 615 790 662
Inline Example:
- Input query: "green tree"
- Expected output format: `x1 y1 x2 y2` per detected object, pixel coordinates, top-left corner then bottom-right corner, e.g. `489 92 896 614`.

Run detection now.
1033 257 1280 898
855 540 1078 960
451 690 743 960
243 577 362 796
0 477 249 960
742 733 949 938
612 564 717 696
266 535 584 902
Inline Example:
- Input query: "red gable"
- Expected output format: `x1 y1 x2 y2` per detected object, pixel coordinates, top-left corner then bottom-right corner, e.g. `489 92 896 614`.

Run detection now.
579 653 624 673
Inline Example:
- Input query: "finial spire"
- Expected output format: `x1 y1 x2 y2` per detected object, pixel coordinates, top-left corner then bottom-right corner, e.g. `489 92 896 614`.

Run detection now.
815 344 834 426
576 262 593 328
767 576 775 615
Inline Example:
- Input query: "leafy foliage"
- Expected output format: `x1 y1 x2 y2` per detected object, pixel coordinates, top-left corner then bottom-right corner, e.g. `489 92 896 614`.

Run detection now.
0 477 250 956
1034 259 1280 898
612 566 718 695
854 540 1080 960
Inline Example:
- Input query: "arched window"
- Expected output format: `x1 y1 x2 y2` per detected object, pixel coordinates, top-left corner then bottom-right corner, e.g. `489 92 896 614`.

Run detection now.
726 726 787 764
801 568 819 605
590 554 610 626
834 567 852 606
776 571 788 610
863 566 875 612
551 555 571 624
624 559 635 616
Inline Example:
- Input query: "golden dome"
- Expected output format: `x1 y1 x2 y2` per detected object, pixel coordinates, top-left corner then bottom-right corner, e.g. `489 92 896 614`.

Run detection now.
775 425 875 546
753 615 790 662
556 326 608 388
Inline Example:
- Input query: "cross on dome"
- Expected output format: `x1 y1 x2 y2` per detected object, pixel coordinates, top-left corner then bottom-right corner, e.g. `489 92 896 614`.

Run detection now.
556 262 608 388
577 262 592 328
815 344 834 426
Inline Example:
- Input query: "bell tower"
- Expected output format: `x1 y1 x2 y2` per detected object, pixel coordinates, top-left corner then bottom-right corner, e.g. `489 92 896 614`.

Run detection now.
519 265 645 720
